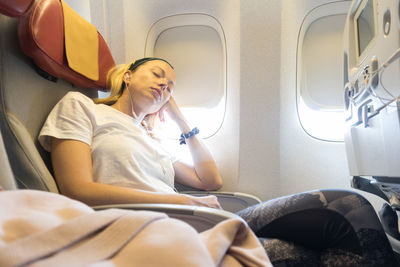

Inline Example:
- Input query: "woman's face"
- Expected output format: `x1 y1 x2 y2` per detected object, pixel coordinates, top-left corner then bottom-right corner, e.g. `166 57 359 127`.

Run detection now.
127 60 176 114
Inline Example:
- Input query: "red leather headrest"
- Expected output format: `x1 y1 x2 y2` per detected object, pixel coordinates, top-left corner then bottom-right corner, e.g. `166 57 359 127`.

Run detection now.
0 0 34 17
17 0 115 91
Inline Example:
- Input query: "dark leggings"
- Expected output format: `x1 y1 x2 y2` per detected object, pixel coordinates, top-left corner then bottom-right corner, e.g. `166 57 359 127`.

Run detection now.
237 189 398 266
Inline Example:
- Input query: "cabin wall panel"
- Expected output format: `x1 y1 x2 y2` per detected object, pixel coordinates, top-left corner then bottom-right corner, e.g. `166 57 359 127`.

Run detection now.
64 0 91 21
280 0 351 195
90 0 126 64
239 0 281 200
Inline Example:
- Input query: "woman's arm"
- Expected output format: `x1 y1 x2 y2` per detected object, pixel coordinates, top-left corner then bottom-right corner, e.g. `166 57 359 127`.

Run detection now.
51 137 221 208
163 97 223 191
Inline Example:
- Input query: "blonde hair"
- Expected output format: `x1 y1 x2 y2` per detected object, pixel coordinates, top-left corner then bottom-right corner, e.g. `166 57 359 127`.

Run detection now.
94 58 173 105
94 63 131 105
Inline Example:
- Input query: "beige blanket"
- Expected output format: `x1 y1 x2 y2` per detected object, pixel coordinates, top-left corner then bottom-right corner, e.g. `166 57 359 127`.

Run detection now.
0 190 271 266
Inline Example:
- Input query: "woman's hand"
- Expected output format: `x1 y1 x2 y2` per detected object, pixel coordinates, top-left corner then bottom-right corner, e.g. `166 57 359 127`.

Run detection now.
163 96 183 122
158 97 190 132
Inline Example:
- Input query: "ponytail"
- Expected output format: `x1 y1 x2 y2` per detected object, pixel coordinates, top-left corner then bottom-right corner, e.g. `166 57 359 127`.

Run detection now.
93 63 131 105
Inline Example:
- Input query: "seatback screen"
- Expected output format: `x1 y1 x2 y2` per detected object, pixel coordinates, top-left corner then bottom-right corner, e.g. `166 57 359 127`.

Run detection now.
356 0 375 57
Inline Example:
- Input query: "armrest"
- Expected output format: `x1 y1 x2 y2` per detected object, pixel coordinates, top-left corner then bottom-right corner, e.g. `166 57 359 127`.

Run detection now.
92 203 243 232
180 191 262 213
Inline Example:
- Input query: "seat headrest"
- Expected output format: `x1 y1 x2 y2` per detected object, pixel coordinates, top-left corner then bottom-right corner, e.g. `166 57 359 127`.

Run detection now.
17 0 115 91
0 0 34 17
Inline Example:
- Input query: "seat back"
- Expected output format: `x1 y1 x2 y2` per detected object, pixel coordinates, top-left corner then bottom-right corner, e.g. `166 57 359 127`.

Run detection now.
0 0 33 17
0 0 114 192
18 0 115 90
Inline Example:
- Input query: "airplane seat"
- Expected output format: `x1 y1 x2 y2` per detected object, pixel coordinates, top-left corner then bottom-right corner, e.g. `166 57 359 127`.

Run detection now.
342 0 400 255
0 0 104 192
17 0 115 90
0 0 248 232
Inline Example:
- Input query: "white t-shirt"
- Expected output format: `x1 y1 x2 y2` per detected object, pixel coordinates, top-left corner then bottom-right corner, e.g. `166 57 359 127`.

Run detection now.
39 91 177 194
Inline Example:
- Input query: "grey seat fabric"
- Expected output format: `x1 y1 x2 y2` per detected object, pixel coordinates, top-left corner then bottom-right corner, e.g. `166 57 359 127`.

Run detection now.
0 14 97 192
0 129 16 190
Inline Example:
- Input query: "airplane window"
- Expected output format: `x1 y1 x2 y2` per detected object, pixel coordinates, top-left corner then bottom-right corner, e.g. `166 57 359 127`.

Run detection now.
145 14 227 140
297 98 345 141
297 2 350 142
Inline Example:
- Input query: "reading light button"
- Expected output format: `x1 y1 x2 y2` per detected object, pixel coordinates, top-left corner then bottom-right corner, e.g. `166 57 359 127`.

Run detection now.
383 9 391 36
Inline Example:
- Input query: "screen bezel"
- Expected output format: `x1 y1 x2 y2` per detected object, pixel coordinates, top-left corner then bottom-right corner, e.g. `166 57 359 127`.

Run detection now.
354 0 377 65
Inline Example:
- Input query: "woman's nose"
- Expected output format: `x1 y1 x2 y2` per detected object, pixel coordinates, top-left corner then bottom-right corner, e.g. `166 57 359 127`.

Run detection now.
161 85 170 93
159 80 168 91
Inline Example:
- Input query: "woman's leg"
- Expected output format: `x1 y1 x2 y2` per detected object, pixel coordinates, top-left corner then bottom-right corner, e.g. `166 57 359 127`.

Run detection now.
237 189 398 266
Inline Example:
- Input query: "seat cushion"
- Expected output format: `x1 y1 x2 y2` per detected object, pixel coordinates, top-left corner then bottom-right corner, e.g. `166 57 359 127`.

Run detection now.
0 0 33 17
